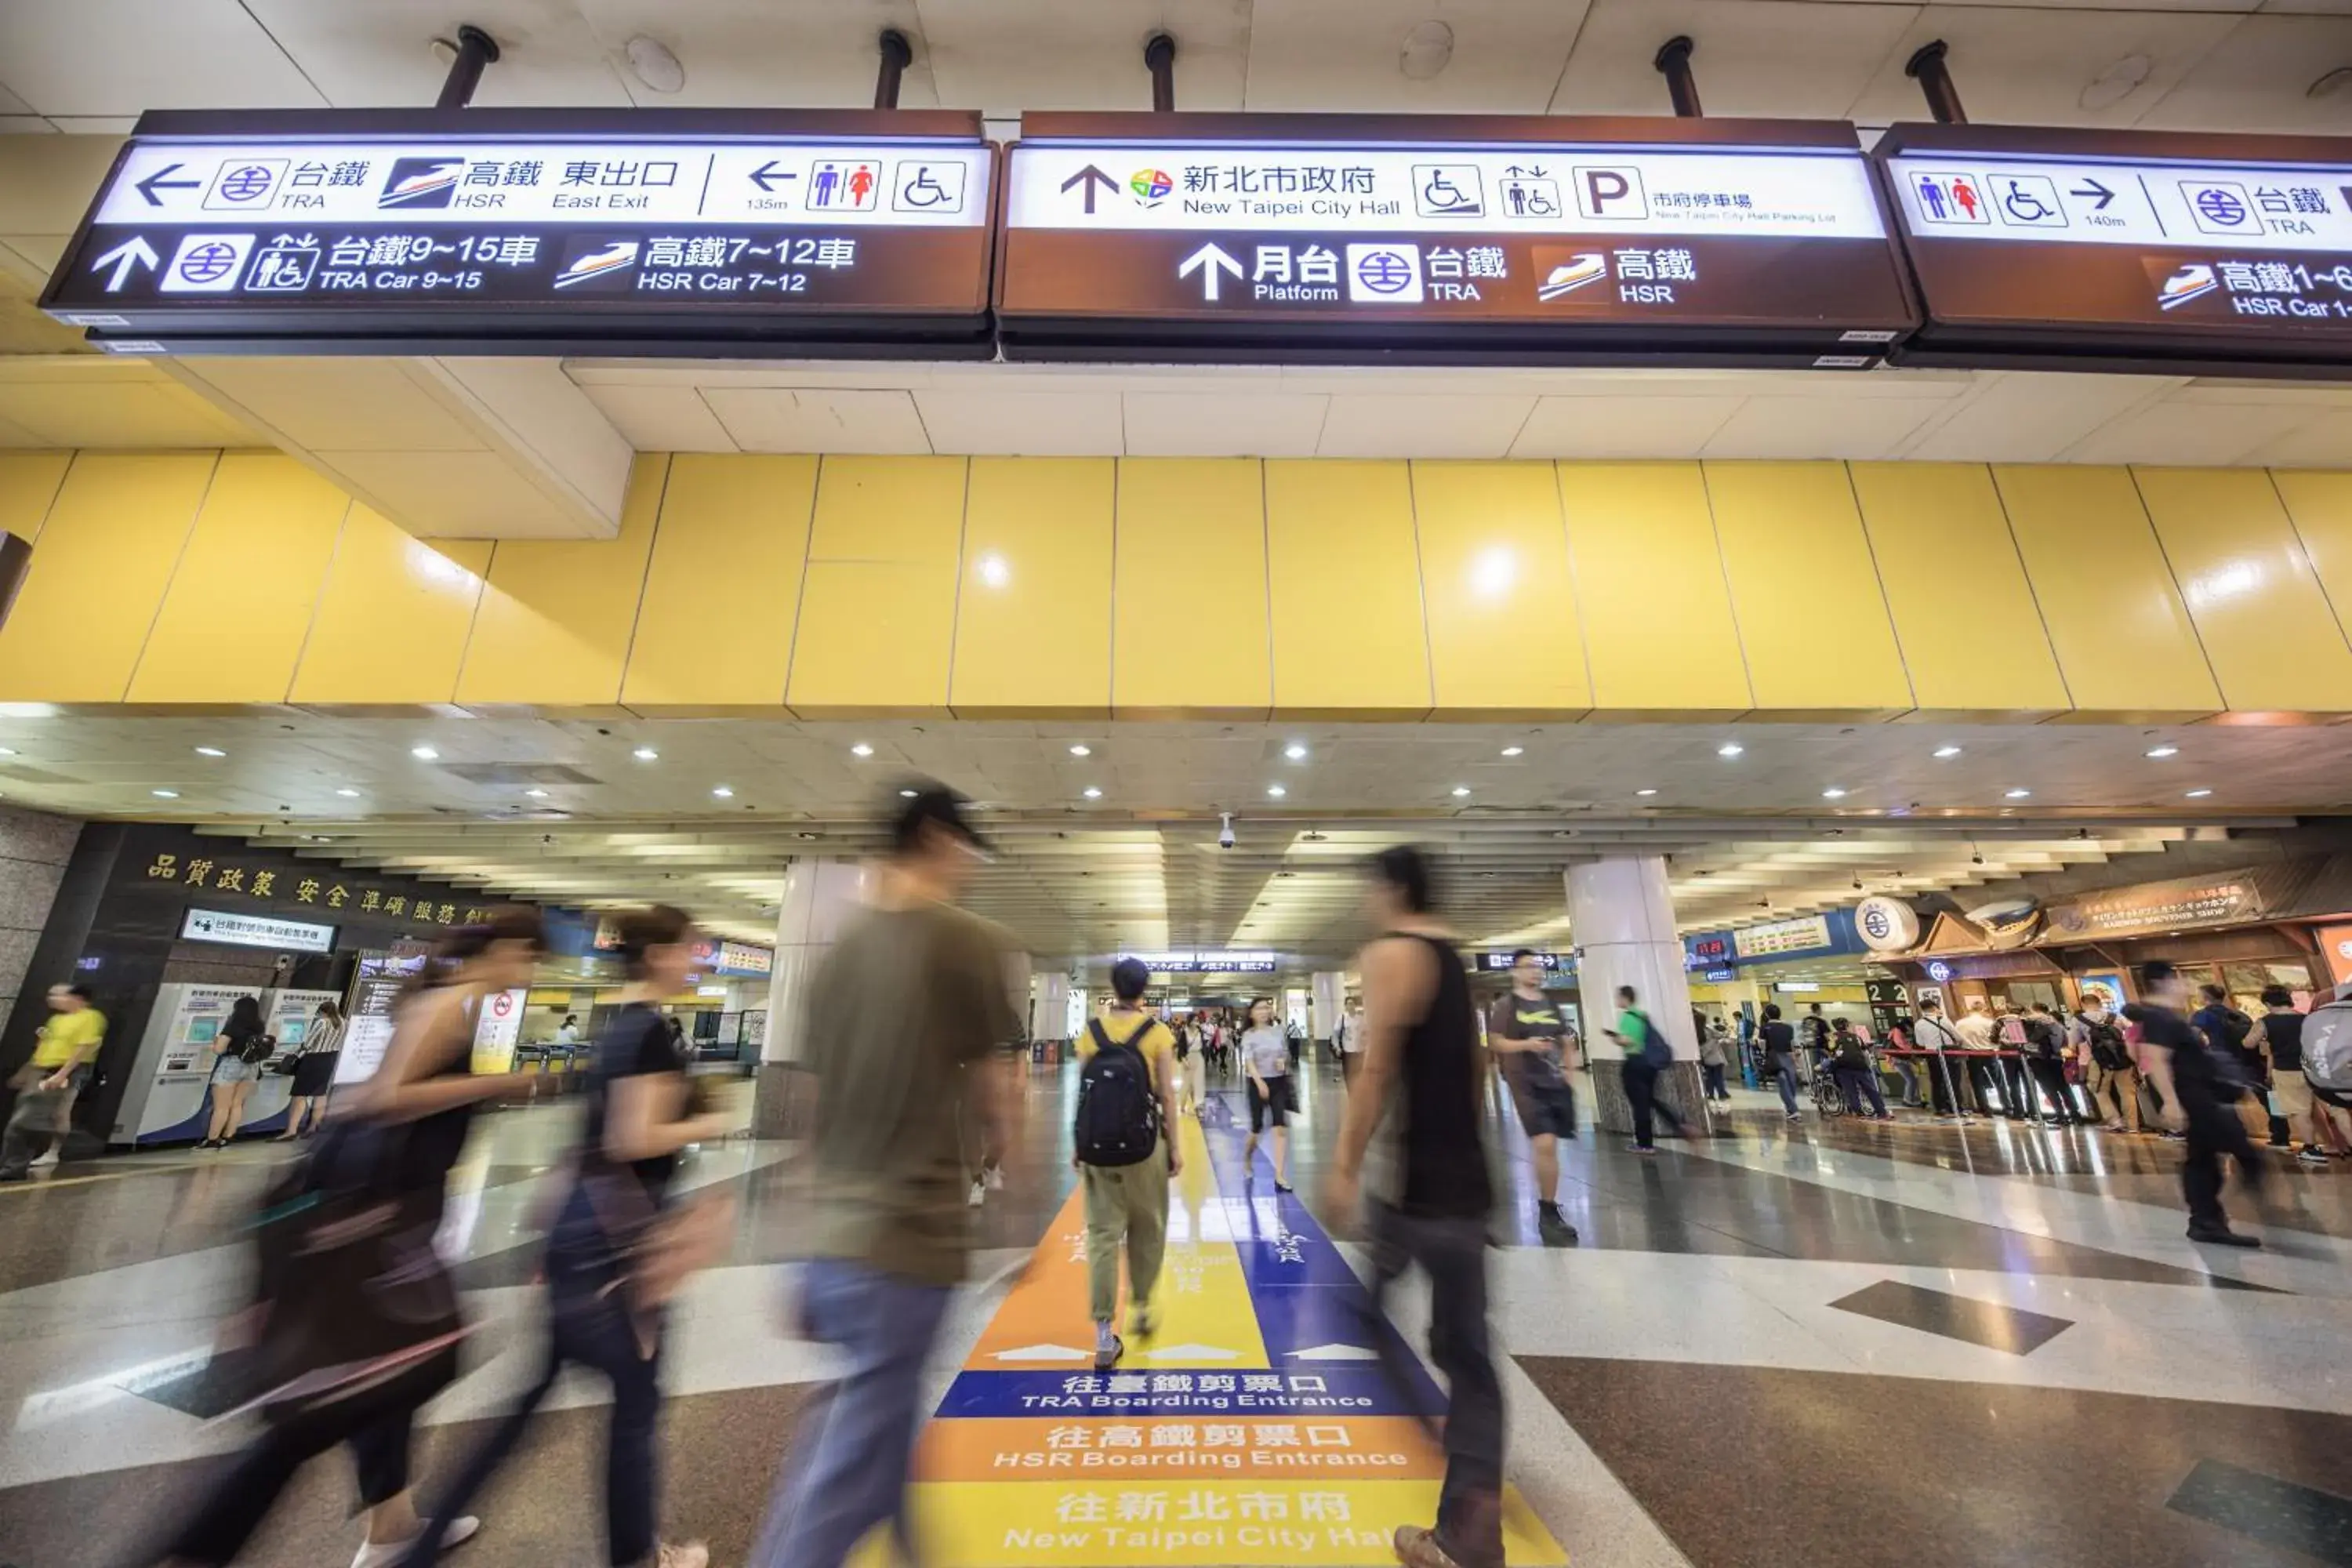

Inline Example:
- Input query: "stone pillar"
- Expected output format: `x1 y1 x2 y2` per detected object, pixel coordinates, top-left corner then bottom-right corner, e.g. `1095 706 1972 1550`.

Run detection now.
1031 971 1070 1047
1567 858 1712 1138
753 858 870 1138
1310 971 1345 1044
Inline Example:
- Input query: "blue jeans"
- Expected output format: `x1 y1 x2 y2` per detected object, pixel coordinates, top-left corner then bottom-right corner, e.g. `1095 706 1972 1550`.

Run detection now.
751 1259 953 1568
1770 1057 1800 1115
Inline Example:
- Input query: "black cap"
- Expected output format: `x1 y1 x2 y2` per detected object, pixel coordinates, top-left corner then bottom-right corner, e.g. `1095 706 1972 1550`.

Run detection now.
889 779 992 855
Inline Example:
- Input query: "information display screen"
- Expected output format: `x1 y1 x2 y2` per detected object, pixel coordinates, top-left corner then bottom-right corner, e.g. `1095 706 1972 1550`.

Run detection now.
996 113 1917 368
1879 123 2352 375
41 109 996 358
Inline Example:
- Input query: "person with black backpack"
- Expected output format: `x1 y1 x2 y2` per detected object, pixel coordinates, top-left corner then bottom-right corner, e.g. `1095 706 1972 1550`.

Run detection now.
1606 985 1686 1153
1074 957 1182 1370
2080 996 2140 1134
2136 960 2268 1247
2026 1003 2083 1126
198 995 272 1149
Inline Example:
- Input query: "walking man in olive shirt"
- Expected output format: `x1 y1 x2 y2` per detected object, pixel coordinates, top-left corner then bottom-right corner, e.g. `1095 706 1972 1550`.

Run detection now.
1487 949 1578 1245
753 784 1018 1568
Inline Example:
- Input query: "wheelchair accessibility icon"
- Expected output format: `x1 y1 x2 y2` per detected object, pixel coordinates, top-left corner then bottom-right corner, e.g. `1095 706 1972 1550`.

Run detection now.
1412 164 1485 218
891 161 967 214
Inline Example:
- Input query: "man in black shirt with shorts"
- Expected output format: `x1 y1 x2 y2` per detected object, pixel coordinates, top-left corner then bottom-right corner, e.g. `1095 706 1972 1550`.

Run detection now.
1487 949 1578 1245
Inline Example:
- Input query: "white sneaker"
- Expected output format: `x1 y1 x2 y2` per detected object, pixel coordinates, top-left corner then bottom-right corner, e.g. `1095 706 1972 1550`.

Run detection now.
967 1178 986 1207
657 1543 709 1568
985 1166 1006 1191
27 1149 58 1169
351 1516 477 1568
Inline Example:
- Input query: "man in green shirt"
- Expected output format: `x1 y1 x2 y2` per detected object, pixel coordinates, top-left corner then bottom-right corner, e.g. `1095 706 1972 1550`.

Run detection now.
754 784 1018 1567
1604 984 1686 1153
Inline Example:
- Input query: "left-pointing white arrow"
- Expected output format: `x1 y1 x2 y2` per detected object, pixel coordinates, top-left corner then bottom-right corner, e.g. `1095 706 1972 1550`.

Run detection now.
93 236 160 293
1177 241 1243 303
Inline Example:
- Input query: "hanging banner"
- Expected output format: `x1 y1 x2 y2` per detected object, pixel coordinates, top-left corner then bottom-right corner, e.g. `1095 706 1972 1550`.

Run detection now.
998 112 1916 368
2042 874 2263 942
1880 122 2352 374
42 109 996 358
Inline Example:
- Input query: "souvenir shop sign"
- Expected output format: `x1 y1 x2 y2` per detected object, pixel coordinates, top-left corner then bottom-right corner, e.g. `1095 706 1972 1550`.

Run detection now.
998 113 1916 368
42 109 996 357
2043 874 2264 942
1881 122 2352 375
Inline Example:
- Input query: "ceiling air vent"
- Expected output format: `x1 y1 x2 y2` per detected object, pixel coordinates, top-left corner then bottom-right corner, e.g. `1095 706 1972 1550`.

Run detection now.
441 763 604 787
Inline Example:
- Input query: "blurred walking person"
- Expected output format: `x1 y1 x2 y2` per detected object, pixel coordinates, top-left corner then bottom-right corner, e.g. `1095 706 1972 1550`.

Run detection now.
1073 957 1182 1368
1759 1004 1802 1122
2136 960 2268 1247
153 909 543 1568
278 998 345 1142
401 906 734 1568
1329 847 1504 1568
1241 996 1297 1191
1607 985 1686 1153
751 784 1018 1568
0 983 103 1181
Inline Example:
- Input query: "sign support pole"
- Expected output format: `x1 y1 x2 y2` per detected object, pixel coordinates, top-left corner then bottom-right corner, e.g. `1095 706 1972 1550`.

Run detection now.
1904 40 1968 125
1145 32 1178 112
1653 36 1703 118
873 29 913 111
434 24 502 111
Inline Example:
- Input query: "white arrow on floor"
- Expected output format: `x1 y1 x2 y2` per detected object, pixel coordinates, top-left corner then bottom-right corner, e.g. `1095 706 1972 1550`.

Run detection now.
1142 1342 1239 1361
1289 1343 1381 1360
991 1343 1094 1361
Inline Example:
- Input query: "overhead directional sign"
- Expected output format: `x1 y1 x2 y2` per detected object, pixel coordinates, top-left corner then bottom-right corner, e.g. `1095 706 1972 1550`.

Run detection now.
1880 123 2352 375
41 109 996 358
996 112 1917 368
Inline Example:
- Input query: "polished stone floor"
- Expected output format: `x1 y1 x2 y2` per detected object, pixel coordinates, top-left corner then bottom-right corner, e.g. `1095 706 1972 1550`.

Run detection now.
1 1059 2347 1566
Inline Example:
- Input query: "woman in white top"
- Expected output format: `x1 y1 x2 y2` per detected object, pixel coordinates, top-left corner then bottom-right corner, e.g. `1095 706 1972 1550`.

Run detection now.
275 999 345 1141
1240 996 1295 1192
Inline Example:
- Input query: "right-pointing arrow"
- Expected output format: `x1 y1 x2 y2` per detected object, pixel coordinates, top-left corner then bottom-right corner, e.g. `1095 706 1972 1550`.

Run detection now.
2069 178 2115 211
1178 241 1244 302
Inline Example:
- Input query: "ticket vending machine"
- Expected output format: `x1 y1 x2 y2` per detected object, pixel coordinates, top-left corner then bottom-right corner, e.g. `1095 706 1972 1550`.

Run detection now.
112 984 344 1146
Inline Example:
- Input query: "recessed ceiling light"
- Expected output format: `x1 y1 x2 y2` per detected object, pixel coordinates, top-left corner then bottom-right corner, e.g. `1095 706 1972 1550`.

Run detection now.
622 33 687 93
633 746 659 761
851 742 874 758
411 745 439 760
151 789 179 799
524 788 549 799
712 786 735 798
1451 786 1471 798
899 788 919 799
1267 783 1287 798
0 746 15 757
1284 742 1308 761
336 787 360 798
2005 788 2031 799
1933 745 1962 759
0 703 56 719
1822 787 1848 800
194 746 226 757
1501 746 1523 757
976 553 1011 589
1717 742 1743 758
1069 743 1091 757
2146 746 2179 759
1083 786 1102 799
1636 788 1658 797
2186 788 2213 799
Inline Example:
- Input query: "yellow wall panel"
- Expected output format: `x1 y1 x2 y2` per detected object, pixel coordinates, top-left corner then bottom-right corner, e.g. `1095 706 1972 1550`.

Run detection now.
129 455 350 705
2134 466 2352 715
952 457 1114 718
0 452 68 540
1410 462 1588 717
1849 462 2070 718
1992 466 2223 720
1557 463 1750 717
456 456 665 711
1113 459 1270 717
623 454 816 714
1704 462 1914 717
788 456 967 716
2271 471 2352 644
291 506 492 709
1265 461 1430 717
0 453 216 703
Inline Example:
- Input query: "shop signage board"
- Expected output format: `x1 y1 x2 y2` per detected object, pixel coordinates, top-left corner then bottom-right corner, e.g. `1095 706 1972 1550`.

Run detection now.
41 109 996 357
1880 123 2352 375
180 906 336 953
2042 873 2264 942
1732 913 1836 961
997 113 1917 368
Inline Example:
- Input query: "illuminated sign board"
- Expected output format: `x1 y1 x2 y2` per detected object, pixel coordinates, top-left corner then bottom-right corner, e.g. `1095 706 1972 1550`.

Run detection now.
1122 950 1281 975
997 113 1916 368
42 109 996 357
181 906 336 953
1880 123 2352 375
1475 951 1568 971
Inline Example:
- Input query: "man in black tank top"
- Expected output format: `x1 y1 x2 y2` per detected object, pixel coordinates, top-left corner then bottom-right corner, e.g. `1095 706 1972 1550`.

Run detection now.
1328 846 1504 1568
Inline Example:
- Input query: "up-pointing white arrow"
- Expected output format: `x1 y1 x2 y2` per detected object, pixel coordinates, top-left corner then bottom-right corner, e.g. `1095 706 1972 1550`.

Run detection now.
991 1343 1094 1362
1142 1342 1239 1361
1290 1343 1381 1361
93 236 161 293
1178 241 1243 303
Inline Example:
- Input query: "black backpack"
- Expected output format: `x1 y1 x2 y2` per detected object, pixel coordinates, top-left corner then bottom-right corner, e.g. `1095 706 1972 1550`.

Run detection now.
238 1031 278 1065
1075 1018 1160 1167
2085 1016 2129 1071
